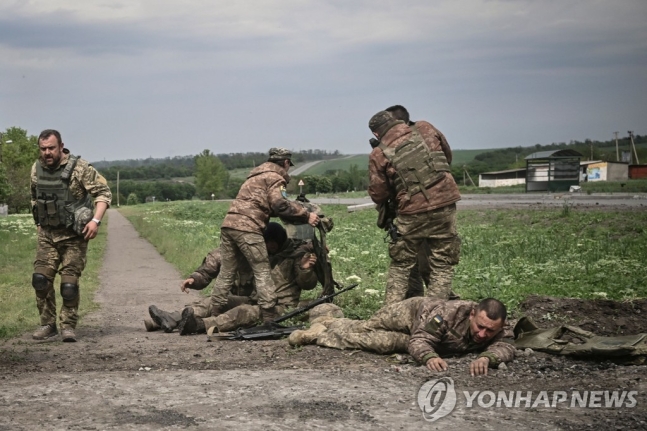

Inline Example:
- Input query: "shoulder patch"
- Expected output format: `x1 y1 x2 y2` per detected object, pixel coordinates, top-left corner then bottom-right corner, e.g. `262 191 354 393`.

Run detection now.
422 314 444 335
280 185 288 198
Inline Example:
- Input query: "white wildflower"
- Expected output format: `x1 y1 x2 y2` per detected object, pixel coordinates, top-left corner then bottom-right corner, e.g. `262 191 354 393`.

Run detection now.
346 275 362 283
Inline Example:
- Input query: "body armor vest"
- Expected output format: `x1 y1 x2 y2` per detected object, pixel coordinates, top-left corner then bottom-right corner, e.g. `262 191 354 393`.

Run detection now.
35 155 93 231
378 126 450 201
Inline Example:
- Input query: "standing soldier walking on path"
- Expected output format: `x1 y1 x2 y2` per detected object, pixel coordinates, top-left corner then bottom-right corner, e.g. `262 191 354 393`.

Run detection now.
368 110 461 304
30 129 112 342
210 148 319 323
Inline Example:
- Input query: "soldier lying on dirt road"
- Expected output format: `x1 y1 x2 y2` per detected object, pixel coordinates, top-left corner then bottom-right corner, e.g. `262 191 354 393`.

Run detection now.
290 297 515 376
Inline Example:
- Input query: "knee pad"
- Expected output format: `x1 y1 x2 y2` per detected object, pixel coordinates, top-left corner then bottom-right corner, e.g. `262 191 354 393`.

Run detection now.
60 283 79 301
32 273 51 291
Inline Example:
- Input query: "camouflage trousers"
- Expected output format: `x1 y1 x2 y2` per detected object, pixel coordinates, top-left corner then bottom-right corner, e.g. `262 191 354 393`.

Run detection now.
316 297 426 354
385 204 460 305
202 302 290 333
210 228 276 311
187 295 260 332
33 229 88 329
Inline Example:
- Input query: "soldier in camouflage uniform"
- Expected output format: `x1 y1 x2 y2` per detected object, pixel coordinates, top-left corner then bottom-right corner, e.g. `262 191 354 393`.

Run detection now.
289 297 427 354
146 223 319 334
409 298 515 376
210 148 319 323
290 298 514 376
144 247 255 332
368 110 461 304
30 129 112 342
385 105 461 301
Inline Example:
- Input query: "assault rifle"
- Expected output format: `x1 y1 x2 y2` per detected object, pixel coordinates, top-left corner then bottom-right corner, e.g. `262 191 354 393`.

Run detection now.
207 283 359 341
384 220 399 243
376 200 399 243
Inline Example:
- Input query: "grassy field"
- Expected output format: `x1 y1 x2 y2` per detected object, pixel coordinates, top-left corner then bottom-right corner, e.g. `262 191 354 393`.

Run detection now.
120 201 647 320
0 215 108 339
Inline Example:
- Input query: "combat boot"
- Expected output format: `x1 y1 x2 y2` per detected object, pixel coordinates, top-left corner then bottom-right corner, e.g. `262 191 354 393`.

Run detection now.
178 307 206 335
61 328 76 342
144 318 161 332
32 324 58 340
288 323 327 346
149 305 181 332
260 306 279 324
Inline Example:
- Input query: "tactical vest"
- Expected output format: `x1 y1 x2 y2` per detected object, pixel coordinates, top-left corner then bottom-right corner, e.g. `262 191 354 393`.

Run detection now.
377 126 450 201
35 155 93 232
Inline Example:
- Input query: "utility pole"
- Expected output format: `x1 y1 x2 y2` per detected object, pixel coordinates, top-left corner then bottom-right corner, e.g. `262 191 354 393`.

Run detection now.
614 131 619 161
117 170 120 207
590 141 593 161
463 165 476 187
628 131 639 165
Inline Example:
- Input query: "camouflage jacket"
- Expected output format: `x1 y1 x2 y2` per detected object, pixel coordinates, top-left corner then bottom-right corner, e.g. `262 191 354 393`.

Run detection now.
222 162 310 235
268 238 318 308
368 122 461 215
189 248 254 296
408 300 515 367
30 150 112 242
188 239 318 307
411 121 453 165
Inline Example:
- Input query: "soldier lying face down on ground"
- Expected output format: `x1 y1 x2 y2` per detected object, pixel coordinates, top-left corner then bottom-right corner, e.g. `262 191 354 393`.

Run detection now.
290 297 515 376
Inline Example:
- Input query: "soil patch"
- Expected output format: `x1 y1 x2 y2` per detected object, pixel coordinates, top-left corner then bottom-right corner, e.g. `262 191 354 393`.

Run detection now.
519 295 647 336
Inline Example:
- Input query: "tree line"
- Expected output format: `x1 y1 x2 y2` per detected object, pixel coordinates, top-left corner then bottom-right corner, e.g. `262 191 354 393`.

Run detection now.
2 126 645 213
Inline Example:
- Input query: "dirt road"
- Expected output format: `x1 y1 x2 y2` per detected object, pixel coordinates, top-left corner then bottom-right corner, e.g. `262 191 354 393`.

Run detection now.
1 209 645 430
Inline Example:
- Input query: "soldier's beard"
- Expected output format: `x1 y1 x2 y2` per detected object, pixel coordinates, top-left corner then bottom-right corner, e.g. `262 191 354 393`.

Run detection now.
43 154 61 167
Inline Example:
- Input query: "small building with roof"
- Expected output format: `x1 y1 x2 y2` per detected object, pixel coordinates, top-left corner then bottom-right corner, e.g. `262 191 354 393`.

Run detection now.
478 168 526 188
525 149 583 192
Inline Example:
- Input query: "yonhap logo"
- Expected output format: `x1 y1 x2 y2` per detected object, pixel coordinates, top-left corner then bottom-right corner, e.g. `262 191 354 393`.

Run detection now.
417 377 457 422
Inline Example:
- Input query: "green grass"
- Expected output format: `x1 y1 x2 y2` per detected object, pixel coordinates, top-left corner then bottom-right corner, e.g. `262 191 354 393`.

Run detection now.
581 179 647 194
0 215 108 339
120 201 647 320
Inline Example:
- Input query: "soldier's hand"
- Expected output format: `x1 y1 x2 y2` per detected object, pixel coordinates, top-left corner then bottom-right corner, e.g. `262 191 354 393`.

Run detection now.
426 357 448 372
180 278 195 293
307 212 320 227
300 253 317 270
83 220 99 240
470 357 490 376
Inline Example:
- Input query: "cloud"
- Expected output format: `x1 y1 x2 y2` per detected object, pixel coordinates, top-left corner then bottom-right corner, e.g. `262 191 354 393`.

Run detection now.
0 1 645 160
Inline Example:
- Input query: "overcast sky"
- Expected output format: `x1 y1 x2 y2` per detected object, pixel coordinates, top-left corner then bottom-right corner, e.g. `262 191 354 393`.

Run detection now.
1 0 645 162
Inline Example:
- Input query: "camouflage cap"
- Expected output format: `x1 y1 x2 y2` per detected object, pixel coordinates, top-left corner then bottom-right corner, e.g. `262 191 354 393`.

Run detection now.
268 147 295 166
368 110 404 138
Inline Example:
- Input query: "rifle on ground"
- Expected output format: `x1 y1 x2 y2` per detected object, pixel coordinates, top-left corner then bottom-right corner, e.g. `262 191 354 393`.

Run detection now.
207 283 359 341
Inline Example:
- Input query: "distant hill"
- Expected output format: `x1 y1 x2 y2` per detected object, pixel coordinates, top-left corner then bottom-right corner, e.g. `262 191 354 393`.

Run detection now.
291 148 497 176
